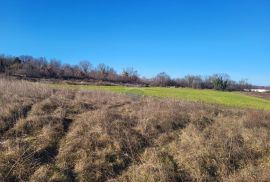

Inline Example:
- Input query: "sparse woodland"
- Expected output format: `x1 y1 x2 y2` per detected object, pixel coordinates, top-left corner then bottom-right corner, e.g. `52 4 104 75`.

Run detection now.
0 78 270 181
0 55 252 91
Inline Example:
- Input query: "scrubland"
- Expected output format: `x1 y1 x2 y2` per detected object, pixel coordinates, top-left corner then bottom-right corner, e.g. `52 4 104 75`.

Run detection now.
0 78 270 182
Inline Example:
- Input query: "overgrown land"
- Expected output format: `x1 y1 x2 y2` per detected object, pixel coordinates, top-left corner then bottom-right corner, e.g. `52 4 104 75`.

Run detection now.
0 78 270 182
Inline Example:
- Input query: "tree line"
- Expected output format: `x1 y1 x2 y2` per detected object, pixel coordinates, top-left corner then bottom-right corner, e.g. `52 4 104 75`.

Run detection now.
0 54 251 91
147 72 251 91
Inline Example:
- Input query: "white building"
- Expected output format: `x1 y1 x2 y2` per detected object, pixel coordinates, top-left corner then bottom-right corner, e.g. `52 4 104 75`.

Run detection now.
249 89 270 93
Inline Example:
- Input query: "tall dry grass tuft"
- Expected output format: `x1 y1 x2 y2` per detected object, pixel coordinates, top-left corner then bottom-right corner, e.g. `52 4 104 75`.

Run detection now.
116 148 179 182
0 78 51 99
167 113 270 181
0 78 52 134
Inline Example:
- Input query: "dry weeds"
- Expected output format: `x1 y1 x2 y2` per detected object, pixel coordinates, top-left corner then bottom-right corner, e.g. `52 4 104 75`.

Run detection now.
0 78 269 181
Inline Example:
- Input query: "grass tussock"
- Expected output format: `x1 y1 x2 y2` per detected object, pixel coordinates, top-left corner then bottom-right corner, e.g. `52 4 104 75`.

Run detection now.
0 78 270 181
167 111 270 181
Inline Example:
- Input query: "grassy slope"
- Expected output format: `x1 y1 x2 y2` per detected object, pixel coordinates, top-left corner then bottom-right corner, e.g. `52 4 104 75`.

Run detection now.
50 84 270 110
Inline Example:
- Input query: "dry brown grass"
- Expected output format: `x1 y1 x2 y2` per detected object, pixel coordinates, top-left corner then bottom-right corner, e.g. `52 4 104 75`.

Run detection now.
0 78 270 181
243 91 270 100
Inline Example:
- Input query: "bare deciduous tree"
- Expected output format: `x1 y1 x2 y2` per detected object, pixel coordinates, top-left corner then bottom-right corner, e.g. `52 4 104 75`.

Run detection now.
152 72 171 87
122 67 139 83
79 60 92 74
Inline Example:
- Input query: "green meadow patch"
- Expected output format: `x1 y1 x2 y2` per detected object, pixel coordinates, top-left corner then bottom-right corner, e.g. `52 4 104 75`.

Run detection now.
50 84 270 110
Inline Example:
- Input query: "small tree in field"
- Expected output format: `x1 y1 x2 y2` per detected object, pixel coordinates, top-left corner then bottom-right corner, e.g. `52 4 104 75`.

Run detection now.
212 74 230 91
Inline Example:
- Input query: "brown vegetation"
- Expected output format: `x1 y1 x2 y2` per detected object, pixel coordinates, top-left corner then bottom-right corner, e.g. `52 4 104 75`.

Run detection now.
243 91 270 100
0 78 269 181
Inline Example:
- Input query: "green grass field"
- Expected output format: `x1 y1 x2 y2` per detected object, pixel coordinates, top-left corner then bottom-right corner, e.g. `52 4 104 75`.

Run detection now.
50 83 270 110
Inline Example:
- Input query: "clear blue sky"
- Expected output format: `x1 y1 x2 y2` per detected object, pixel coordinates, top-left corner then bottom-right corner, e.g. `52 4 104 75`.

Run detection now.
0 0 269 85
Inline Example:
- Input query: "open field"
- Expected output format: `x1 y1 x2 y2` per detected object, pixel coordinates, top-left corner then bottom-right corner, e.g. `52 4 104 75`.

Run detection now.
50 83 270 111
1 78 270 182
